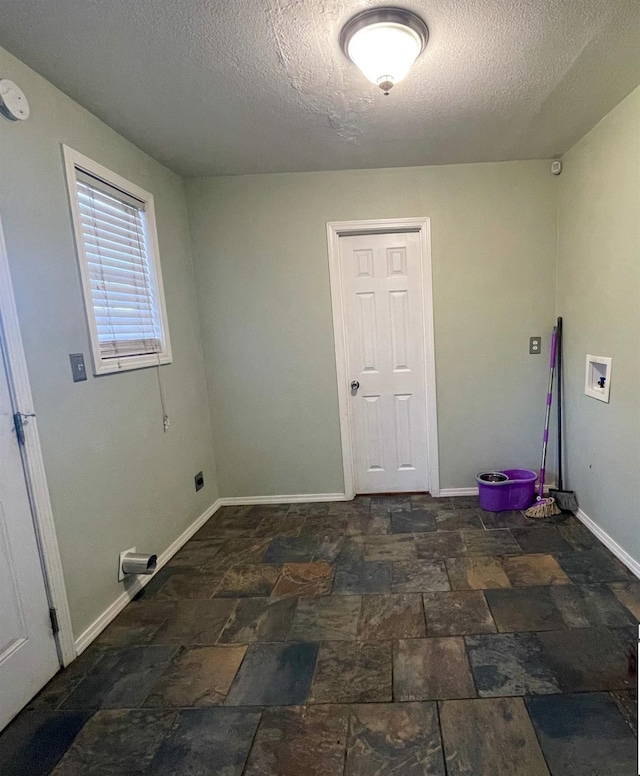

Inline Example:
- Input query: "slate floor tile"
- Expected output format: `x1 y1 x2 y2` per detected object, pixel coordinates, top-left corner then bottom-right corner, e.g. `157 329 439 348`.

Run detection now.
289 596 361 641
609 580 640 620
445 556 512 590
537 627 634 692
371 495 412 512
346 702 445 776
391 559 450 593
254 514 303 538
329 497 371 514
435 509 483 531
485 587 565 632
556 523 600 550
511 526 573 554
244 705 349 776
315 535 363 563
394 638 475 700
440 697 550 776
143 645 246 707
263 536 319 563
299 515 349 539
287 502 330 517
346 513 391 535
423 591 496 636
466 632 561 696
28 647 106 709
358 594 426 639
202 509 265 537
411 494 453 510
271 562 334 598
225 642 319 706
61 646 176 709
151 599 237 645
210 538 271 571
149 707 261 776
363 534 416 561
217 596 296 643
479 509 531 529
526 692 637 776
611 689 638 735
51 709 176 775
309 641 392 703
155 572 224 599
0 710 93 776
334 560 391 594
390 509 437 534
550 584 635 628
215 564 281 597
503 554 570 586
415 532 467 560
246 504 290 520
464 529 521 556
448 495 481 509
95 600 176 647
166 539 223 569
556 549 630 583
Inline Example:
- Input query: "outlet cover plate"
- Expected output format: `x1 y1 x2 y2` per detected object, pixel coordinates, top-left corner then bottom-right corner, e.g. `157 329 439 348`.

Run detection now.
529 337 542 355
118 546 136 582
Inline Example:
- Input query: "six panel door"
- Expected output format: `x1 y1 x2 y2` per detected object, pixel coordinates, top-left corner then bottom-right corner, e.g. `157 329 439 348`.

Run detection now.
339 230 430 493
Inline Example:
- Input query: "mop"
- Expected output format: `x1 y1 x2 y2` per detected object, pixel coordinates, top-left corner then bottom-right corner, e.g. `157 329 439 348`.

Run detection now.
549 317 579 512
525 327 562 518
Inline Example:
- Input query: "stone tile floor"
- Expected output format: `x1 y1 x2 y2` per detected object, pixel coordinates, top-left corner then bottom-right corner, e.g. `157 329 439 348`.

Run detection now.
1 494 638 775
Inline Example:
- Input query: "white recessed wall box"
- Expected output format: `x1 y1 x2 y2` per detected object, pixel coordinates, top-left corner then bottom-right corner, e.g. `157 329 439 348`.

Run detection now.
585 355 612 403
0 79 30 121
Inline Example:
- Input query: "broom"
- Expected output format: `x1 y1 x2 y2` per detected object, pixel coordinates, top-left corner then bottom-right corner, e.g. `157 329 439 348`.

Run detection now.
548 317 579 512
525 327 562 518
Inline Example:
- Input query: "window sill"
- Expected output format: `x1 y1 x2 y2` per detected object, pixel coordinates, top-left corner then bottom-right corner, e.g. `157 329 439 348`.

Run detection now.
93 352 172 376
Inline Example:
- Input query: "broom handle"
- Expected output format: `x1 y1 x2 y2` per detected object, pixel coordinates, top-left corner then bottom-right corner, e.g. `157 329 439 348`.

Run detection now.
557 317 563 490
539 327 558 499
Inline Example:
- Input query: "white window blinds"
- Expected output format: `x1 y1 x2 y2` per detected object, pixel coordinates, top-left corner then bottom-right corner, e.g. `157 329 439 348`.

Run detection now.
75 169 163 360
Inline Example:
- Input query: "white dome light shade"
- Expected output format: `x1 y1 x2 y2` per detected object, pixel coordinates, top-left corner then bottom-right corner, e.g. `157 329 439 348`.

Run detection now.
341 8 429 94
348 23 422 90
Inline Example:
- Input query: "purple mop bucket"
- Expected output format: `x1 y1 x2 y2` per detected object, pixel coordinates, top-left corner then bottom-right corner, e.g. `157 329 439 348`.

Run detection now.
476 468 538 511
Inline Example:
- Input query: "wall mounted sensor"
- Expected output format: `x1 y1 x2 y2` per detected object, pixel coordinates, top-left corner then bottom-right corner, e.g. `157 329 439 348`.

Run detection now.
551 160 562 175
0 79 30 121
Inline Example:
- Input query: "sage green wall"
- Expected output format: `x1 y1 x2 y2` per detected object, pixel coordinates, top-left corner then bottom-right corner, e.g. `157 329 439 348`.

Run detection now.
0 46 218 639
557 85 640 566
186 161 558 497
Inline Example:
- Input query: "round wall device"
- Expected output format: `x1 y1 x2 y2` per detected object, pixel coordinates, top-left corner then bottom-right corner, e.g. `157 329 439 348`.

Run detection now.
0 79 30 121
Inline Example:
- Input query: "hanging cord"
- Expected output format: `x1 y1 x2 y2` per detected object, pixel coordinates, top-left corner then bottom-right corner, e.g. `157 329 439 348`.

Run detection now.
156 355 170 432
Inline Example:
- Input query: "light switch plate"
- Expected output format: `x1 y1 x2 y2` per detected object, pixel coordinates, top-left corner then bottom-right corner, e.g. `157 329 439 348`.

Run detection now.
69 353 87 382
529 337 541 355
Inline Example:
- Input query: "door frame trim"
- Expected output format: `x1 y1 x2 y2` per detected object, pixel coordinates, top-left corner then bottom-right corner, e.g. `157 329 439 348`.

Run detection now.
326 218 440 498
0 217 75 666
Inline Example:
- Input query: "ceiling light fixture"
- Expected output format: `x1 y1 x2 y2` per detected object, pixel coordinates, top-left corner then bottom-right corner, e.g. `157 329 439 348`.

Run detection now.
340 7 429 95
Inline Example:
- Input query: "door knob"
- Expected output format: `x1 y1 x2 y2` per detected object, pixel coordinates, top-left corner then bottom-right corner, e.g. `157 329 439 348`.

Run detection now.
350 380 360 391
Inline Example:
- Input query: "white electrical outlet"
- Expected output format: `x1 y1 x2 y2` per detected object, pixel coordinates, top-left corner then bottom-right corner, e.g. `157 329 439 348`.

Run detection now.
118 546 136 581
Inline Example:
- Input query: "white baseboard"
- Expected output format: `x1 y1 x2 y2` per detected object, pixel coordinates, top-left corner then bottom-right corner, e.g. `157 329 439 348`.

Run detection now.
219 493 348 505
74 498 224 655
576 507 640 580
439 487 479 497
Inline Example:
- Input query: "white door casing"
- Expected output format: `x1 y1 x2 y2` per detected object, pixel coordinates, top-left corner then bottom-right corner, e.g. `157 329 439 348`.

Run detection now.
327 219 439 497
0 337 60 730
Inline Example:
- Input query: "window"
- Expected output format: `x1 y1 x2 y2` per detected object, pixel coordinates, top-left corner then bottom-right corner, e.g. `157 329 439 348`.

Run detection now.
63 146 171 374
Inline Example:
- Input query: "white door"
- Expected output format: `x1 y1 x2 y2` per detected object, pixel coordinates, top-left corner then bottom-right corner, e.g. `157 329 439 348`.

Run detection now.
0 337 59 730
339 230 430 493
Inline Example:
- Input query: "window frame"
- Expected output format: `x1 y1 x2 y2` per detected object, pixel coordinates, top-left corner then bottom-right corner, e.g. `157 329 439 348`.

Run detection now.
62 145 172 375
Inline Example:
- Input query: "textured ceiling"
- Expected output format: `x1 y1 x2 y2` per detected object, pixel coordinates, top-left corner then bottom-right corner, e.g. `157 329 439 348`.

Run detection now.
1 1 640 176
